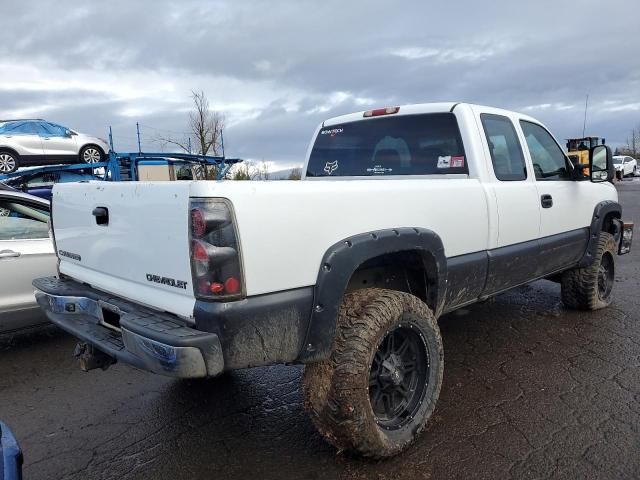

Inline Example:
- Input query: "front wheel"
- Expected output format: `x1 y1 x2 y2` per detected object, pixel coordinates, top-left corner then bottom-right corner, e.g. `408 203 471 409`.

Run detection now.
561 232 616 310
0 151 18 173
303 288 444 458
80 145 103 164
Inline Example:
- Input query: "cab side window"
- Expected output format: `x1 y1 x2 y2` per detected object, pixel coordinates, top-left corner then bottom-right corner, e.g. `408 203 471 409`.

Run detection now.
520 121 571 180
481 114 527 181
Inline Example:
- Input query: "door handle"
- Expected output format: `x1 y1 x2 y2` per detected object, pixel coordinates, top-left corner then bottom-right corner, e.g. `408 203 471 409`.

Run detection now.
541 194 553 208
0 250 20 259
92 206 109 225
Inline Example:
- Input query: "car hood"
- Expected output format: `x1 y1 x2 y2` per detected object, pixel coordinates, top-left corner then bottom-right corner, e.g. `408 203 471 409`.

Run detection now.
75 132 109 148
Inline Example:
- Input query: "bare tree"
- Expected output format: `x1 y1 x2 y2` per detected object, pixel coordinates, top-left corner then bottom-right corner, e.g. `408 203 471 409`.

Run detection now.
229 163 254 180
256 161 270 180
287 167 302 180
158 90 225 156
228 161 271 181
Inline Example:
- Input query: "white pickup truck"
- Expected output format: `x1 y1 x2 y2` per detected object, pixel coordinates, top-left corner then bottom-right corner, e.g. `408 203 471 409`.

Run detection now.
34 103 633 458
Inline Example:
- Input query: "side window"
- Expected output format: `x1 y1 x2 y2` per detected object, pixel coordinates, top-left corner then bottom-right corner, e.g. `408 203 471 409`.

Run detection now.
480 114 527 181
4 122 36 135
36 122 55 136
24 173 58 188
520 121 571 180
45 123 66 136
0 197 50 240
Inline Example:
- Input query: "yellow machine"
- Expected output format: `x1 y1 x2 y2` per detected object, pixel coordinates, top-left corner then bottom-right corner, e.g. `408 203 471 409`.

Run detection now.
566 136 605 166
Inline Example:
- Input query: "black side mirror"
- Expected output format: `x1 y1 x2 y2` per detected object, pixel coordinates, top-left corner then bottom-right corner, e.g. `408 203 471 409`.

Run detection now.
64 129 72 137
589 145 614 183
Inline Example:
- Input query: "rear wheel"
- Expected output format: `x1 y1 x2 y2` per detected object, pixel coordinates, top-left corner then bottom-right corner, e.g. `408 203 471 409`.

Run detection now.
561 232 616 310
0 151 18 173
303 288 443 458
80 145 103 164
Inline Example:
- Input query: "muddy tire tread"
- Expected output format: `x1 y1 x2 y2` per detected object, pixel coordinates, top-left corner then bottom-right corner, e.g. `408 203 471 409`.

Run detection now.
303 288 443 458
561 232 616 310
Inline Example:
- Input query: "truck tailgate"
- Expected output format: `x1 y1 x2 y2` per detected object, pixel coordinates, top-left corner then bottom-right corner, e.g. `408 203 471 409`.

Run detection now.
51 181 195 320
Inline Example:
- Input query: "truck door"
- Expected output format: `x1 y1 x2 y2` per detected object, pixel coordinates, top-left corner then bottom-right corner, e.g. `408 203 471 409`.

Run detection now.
518 120 592 275
479 113 542 294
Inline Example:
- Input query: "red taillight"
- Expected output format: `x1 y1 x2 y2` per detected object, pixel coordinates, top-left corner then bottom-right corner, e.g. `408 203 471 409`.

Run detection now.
198 278 210 294
363 106 400 117
191 208 206 237
189 199 243 300
224 277 240 294
192 240 209 261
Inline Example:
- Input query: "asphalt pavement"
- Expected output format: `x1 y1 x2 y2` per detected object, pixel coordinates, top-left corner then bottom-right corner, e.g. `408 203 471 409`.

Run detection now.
1 180 639 480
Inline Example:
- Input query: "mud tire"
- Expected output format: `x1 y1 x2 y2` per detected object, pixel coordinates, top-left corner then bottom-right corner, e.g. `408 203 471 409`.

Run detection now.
561 232 617 310
303 288 443 458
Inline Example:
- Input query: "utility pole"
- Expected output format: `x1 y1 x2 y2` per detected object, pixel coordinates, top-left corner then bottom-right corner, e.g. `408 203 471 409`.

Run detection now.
582 94 589 138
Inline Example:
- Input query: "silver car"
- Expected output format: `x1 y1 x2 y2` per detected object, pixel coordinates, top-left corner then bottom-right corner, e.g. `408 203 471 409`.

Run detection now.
0 184 56 333
0 119 110 174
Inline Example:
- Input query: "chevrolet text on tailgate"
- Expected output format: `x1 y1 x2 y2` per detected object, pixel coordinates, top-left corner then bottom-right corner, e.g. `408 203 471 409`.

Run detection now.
34 103 633 458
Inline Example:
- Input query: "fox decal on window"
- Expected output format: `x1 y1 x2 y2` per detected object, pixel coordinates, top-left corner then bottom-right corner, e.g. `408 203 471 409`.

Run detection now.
324 161 338 175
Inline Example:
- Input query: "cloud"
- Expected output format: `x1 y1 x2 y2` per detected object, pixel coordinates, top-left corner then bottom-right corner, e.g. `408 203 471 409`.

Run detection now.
0 0 639 163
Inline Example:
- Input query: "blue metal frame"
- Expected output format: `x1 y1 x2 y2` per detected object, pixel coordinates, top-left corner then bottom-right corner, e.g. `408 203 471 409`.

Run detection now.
0 152 241 183
107 151 241 181
0 162 110 182
0 125 241 183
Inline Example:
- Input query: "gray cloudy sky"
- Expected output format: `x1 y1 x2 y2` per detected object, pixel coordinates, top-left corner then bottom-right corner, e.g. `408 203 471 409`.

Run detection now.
2 0 639 167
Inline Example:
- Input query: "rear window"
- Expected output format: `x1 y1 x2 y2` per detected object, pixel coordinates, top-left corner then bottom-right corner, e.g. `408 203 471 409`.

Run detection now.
0 122 35 134
306 113 467 177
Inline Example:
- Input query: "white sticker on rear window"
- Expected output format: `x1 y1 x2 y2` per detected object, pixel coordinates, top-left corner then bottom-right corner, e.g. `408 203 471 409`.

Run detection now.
366 165 393 174
437 156 451 169
320 128 344 137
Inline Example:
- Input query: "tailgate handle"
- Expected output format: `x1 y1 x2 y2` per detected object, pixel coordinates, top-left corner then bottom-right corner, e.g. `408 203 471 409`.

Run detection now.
92 207 109 225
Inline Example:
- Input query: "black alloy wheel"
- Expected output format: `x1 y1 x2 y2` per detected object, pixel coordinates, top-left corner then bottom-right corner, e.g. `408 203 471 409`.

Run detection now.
369 324 429 430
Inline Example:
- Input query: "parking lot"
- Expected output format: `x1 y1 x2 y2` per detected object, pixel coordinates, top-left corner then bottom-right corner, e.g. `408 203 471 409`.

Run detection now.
0 180 638 480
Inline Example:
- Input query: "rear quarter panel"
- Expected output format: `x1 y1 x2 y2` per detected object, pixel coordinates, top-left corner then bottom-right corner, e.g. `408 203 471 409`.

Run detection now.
190 179 489 296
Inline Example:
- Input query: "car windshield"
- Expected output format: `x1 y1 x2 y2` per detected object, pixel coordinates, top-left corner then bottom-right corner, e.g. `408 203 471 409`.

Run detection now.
613 157 623 165
306 113 468 177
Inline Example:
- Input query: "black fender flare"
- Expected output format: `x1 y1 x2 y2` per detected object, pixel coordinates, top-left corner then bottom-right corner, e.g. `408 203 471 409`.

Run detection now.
578 200 622 268
297 227 446 362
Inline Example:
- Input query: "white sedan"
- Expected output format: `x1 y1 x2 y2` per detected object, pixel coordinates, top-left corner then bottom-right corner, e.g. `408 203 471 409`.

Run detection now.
0 184 56 333
613 155 638 177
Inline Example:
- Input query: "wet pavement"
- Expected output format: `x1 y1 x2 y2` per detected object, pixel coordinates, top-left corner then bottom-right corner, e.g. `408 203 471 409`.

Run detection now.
2 181 639 480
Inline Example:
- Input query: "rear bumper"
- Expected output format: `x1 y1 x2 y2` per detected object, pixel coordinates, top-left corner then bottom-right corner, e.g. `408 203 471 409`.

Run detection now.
33 277 224 378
